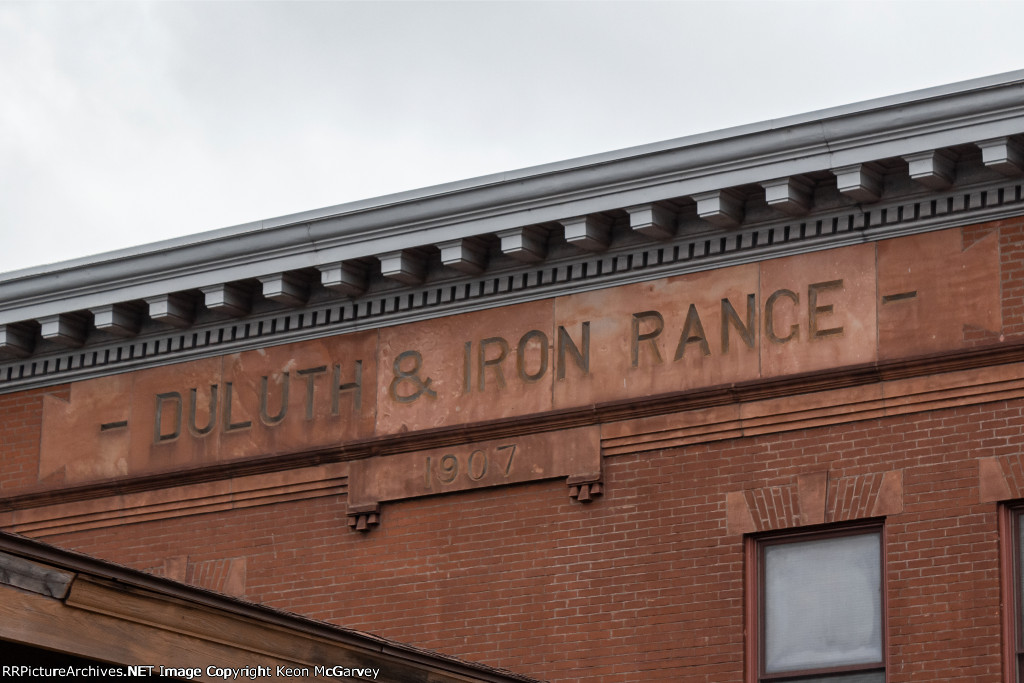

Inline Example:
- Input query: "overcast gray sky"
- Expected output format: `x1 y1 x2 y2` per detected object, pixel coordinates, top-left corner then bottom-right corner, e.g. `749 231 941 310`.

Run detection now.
2 0 1024 275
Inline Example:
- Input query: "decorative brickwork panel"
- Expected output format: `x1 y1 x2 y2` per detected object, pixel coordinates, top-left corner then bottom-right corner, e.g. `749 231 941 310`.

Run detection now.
745 485 801 532
727 470 903 534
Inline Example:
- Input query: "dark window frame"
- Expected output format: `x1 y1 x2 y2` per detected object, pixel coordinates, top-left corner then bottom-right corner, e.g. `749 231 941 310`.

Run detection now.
999 505 1024 682
745 521 887 683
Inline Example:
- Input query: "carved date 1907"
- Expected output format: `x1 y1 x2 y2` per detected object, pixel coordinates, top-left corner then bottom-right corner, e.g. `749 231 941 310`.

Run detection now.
424 443 517 490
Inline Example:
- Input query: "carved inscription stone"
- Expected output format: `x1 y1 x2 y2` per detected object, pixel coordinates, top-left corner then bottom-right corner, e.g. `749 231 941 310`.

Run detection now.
877 229 1000 358
758 243 877 377
553 263 762 406
37 227 1005 485
376 300 558 433
347 426 601 508
40 373 135 484
40 332 377 484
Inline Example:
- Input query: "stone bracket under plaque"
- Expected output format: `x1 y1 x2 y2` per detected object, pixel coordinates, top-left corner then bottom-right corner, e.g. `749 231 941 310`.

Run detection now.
346 503 381 533
567 472 603 503
345 426 601 532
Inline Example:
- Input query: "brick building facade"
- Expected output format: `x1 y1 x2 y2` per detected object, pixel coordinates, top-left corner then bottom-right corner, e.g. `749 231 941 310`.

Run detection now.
3 72 1024 681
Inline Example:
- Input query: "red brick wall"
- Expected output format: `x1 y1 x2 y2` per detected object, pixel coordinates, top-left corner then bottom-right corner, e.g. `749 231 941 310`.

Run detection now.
0 384 66 493
998 218 1024 338
4 220 1024 680
36 397 1022 682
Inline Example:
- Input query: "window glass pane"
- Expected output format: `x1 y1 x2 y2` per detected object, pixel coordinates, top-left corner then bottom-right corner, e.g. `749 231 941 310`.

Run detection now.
764 532 882 673
788 672 884 683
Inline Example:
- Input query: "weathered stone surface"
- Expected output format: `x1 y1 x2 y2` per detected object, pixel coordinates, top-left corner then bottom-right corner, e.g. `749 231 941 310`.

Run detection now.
877 228 1000 359
553 263 761 407
35 226 1008 483
40 333 377 484
759 243 877 378
376 301 555 434
348 426 600 507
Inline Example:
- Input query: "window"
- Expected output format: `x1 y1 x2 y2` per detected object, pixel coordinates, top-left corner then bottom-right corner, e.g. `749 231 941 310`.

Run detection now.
748 525 885 682
1001 507 1024 682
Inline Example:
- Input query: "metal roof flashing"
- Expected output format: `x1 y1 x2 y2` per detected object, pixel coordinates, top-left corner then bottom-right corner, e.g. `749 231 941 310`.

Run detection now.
3 69 1023 283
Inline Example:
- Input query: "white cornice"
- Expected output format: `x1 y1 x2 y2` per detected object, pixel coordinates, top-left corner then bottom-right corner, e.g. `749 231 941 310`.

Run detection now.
1 70 1024 366
3 168 1023 393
